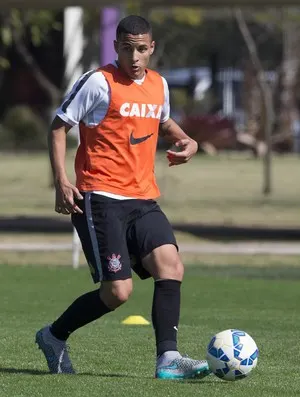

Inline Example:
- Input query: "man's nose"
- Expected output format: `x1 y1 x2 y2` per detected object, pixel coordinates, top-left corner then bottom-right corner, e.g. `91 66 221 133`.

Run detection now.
132 49 139 62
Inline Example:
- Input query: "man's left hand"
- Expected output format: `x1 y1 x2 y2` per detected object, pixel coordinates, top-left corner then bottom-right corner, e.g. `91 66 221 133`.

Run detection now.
166 139 198 167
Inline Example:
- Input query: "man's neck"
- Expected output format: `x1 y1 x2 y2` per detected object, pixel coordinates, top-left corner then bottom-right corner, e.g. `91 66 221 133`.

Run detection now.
115 60 146 81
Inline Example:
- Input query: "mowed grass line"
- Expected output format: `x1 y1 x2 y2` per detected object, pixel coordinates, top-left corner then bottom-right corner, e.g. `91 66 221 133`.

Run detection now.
1 264 300 397
1 249 300 269
0 152 299 227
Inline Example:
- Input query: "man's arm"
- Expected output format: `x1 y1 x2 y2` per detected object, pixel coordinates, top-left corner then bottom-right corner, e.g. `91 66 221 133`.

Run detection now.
48 116 72 185
159 118 198 166
159 117 191 144
48 70 106 214
48 116 83 214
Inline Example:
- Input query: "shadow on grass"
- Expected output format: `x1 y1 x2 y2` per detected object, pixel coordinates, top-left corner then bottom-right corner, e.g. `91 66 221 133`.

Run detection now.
0 367 142 378
183 377 226 385
0 367 49 375
186 265 300 281
80 372 143 378
0 367 216 381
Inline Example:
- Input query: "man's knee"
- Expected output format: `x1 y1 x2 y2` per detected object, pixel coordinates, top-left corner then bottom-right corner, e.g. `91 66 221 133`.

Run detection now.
142 244 184 281
170 259 184 280
100 279 133 309
159 257 184 280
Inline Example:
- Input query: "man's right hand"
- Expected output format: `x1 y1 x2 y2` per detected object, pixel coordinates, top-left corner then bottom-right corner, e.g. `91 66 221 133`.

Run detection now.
55 180 84 215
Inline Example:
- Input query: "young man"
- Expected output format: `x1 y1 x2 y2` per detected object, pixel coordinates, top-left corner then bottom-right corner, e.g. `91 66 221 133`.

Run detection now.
36 15 210 380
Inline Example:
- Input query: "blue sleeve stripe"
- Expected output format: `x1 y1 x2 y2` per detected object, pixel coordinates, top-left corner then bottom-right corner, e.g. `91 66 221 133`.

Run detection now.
62 70 97 112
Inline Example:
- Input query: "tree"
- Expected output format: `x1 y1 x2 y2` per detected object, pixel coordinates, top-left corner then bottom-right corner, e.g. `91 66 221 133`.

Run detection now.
0 10 63 112
277 8 300 152
235 8 275 195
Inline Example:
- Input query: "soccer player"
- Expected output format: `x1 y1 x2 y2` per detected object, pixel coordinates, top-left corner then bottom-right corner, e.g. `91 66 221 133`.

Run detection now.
36 15 210 380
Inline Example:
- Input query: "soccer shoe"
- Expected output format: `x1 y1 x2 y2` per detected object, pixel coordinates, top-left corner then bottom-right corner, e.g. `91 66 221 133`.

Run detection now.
35 325 75 374
155 355 211 380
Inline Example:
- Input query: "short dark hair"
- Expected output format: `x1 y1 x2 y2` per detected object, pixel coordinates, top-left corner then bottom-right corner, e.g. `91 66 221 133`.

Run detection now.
116 15 152 40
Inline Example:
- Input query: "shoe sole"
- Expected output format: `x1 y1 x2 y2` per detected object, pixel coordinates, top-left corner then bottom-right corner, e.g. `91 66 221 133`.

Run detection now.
155 367 211 380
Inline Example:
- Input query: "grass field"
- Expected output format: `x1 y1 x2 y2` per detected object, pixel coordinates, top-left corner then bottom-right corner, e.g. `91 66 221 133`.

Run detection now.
0 151 299 227
1 262 300 397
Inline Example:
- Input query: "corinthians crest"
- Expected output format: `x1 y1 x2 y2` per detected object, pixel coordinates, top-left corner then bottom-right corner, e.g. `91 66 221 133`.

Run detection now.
107 254 122 273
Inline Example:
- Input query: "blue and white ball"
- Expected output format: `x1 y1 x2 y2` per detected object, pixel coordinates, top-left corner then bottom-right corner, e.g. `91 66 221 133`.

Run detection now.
206 329 259 381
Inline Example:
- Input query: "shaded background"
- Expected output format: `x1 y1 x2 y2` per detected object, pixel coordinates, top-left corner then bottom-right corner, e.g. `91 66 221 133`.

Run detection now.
0 2 299 267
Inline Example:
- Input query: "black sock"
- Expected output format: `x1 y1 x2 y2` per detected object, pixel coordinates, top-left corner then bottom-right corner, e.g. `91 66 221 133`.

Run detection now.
50 289 112 341
152 279 181 357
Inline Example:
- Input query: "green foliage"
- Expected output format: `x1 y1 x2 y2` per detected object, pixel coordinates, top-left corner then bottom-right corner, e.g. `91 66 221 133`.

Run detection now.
0 9 62 73
25 10 62 46
0 26 12 46
125 0 142 15
0 56 10 69
0 9 62 58
244 7 281 25
149 9 283 69
0 105 48 151
151 7 203 26
172 7 203 25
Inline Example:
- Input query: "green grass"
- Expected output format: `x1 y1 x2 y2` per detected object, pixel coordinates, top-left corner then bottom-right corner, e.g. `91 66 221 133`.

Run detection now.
0 151 299 227
1 264 300 396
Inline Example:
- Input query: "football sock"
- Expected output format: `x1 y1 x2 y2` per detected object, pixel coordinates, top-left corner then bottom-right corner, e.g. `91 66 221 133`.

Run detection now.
156 351 182 367
50 289 112 341
152 279 181 357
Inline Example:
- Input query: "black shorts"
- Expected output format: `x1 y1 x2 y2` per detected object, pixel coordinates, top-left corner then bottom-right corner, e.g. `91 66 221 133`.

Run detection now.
71 193 177 283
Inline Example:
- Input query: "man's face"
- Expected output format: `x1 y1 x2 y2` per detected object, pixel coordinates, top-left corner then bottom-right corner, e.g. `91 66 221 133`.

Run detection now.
114 33 155 80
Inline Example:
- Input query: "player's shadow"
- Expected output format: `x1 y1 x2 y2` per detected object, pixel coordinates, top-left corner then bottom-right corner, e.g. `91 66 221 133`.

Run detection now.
0 367 142 378
80 372 143 378
183 377 230 385
0 367 49 375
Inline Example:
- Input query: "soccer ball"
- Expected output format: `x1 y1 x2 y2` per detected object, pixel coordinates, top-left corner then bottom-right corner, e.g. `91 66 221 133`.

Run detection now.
206 329 259 381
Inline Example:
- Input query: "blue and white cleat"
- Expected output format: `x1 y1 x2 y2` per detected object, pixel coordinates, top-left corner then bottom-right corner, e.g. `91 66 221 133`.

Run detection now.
35 325 75 374
155 356 211 380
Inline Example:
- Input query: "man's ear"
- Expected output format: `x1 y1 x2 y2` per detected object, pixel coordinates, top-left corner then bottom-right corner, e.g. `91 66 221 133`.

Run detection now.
114 40 118 53
150 41 155 55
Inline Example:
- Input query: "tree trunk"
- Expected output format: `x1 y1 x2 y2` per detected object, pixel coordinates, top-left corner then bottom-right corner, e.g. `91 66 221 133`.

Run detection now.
12 30 63 189
12 26 62 112
243 62 263 144
235 8 275 196
278 9 300 152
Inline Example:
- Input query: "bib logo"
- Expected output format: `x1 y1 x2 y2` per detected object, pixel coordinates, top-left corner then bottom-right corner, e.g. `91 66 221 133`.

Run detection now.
120 103 162 119
107 254 122 273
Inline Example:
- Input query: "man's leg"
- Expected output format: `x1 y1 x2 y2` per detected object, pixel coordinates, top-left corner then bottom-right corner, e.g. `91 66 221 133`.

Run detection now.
142 245 210 379
144 244 183 358
36 279 132 374
50 278 133 340
130 203 209 379
36 193 133 374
